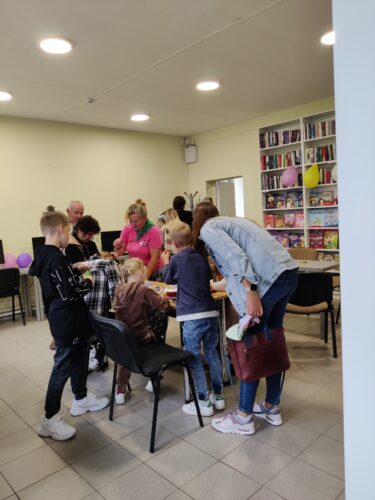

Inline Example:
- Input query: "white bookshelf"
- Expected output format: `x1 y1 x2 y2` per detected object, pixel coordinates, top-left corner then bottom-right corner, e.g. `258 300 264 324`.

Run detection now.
259 110 339 258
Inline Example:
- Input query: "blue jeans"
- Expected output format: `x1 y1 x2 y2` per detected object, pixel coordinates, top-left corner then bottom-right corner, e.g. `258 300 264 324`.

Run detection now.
45 342 89 418
239 269 298 413
182 317 223 400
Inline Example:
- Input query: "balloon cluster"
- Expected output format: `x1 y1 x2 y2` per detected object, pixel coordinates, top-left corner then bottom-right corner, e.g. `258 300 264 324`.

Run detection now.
0 252 32 269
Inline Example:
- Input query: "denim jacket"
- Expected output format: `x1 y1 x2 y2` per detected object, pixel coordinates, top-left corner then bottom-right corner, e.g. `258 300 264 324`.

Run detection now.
200 217 298 316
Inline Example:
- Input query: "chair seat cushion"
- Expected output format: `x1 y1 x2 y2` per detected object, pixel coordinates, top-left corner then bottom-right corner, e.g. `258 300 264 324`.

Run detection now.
286 301 328 314
139 343 193 376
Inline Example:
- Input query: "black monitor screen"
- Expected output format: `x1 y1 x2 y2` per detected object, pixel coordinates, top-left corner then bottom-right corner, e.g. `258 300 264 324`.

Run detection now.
101 231 121 252
32 237 45 258
0 240 4 265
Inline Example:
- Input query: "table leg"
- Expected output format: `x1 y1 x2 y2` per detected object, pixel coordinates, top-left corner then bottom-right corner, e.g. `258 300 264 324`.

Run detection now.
21 274 32 316
34 276 45 321
219 298 230 384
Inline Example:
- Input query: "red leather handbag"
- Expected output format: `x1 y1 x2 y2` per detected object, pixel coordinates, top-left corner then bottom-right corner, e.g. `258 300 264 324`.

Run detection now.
227 327 290 382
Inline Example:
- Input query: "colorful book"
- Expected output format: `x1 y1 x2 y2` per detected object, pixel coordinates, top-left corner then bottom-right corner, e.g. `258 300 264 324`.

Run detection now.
264 214 274 228
309 210 325 227
284 213 295 228
324 230 339 249
265 193 277 209
274 214 284 228
324 209 339 227
295 212 305 228
309 230 324 248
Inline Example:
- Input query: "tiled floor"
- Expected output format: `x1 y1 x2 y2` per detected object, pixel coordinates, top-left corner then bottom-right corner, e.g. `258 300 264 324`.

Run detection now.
0 310 344 500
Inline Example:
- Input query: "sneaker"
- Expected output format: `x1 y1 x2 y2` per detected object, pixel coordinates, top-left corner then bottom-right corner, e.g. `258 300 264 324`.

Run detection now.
145 380 154 392
88 357 99 371
209 393 226 410
212 409 255 435
38 412 76 440
115 392 126 405
182 400 214 417
70 393 109 416
253 400 283 426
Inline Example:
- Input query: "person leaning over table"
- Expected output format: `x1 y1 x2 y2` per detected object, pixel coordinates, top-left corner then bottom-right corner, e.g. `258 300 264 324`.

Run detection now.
113 199 163 280
192 201 299 436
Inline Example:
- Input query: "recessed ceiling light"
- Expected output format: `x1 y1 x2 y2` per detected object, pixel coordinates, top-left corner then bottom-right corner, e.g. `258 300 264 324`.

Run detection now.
196 81 220 91
320 31 335 45
131 113 150 122
0 91 12 101
40 37 73 54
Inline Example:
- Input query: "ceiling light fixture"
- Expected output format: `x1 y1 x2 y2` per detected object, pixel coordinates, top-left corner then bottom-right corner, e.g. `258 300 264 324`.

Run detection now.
131 113 150 122
40 37 73 54
0 91 12 101
196 81 220 91
320 31 335 45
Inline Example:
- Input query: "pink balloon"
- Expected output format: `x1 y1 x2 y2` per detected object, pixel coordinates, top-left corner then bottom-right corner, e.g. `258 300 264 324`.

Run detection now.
281 166 298 187
17 253 32 269
0 253 18 269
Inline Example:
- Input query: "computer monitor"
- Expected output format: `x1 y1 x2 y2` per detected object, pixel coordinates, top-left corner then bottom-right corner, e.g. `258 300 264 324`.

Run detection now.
32 236 45 258
0 240 4 265
100 230 121 252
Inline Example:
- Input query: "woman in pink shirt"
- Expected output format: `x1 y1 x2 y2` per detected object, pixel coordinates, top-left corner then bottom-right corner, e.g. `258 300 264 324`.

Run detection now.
114 199 163 280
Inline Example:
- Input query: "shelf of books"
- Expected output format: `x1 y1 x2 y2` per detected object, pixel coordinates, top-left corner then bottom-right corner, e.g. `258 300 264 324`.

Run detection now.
259 111 339 261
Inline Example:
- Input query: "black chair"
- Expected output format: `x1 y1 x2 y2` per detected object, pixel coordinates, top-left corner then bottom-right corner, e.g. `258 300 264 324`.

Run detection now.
0 269 26 325
89 311 203 452
286 272 337 358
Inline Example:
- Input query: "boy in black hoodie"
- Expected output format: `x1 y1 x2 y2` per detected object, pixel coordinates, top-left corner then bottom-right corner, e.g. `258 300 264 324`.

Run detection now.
29 209 109 440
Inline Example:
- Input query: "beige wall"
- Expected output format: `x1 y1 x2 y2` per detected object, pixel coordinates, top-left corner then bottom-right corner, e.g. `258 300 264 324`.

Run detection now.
0 116 188 255
188 97 335 224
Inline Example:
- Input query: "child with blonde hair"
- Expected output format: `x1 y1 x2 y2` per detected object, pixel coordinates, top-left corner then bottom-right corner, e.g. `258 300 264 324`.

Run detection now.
113 258 170 404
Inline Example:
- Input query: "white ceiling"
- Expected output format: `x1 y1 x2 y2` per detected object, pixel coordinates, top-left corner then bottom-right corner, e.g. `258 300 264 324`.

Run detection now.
0 0 334 136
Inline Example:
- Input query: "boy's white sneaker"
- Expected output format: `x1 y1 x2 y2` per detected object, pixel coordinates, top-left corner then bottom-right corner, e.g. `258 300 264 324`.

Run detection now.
253 400 283 426
209 393 226 410
70 392 109 416
115 393 126 405
145 380 154 392
38 412 76 440
182 400 214 417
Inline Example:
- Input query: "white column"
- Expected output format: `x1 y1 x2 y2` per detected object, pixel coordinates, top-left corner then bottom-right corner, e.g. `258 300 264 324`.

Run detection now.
332 1 375 498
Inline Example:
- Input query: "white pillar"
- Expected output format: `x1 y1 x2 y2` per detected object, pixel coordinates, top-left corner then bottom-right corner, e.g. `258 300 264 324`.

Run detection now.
332 1 375 498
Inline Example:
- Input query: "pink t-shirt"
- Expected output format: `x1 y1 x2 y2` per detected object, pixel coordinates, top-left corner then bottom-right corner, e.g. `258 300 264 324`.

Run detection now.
120 224 163 270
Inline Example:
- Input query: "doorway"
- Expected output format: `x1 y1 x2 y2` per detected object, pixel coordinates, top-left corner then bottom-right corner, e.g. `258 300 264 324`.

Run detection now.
206 177 244 217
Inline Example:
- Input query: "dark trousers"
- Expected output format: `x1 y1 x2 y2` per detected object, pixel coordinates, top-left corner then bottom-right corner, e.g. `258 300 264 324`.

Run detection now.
45 342 89 418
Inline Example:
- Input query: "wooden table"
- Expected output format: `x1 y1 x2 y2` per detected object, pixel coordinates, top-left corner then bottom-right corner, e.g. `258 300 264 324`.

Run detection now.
296 260 339 272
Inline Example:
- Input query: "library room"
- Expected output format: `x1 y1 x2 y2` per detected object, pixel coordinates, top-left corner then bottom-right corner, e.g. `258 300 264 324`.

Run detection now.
0 1 373 499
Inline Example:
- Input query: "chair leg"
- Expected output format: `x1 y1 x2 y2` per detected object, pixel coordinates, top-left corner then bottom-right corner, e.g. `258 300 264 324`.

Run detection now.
185 364 204 428
109 362 118 421
324 311 328 343
336 302 341 324
12 295 15 321
127 382 132 392
18 292 26 326
330 306 338 358
150 374 162 453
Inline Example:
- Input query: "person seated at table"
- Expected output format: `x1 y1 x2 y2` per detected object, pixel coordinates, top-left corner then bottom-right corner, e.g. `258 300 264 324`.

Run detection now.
65 215 101 267
113 199 163 280
113 258 171 405
160 208 179 255
172 195 193 228
162 222 224 417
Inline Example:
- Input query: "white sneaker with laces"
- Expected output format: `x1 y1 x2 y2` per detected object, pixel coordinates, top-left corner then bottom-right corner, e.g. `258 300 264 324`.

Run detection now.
145 380 154 392
212 408 255 435
38 412 76 440
182 400 214 417
253 400 283 426
115 393 126 405
70 393 109 416
209 393 226 410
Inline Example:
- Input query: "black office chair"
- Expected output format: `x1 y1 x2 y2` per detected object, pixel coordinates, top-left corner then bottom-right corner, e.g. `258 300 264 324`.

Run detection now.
89 311 203 453
286 272 337 358
0 268 26 326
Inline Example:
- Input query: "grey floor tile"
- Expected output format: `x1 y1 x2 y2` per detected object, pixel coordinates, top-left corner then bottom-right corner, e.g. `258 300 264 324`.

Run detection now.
308 387 343 413
0 428 44 466
72 442 141 489
0 473 14 500
283 377 320 401
222 437 292 484
2 386 46 411
267 460 344 500
99 463 176 500
325 418 344 443
147 441 216 487
0 400 12 418
185 423 249 459
118 423 179 461
0 445 66 491
92 408 150 440
254 421 319 457
182 461 260 500
158 409 207 438
82 493 105 500
17 467 94 500
299 435 345 479
165 490 193 500
0 413 28 439
131 395 181 420
287 402 341 434
249 487 285 500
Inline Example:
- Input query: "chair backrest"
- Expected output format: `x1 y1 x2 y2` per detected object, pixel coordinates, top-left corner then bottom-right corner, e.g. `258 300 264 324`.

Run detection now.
288 272 333 307
0 268 20 295
288 247 318 260
89 310 145 374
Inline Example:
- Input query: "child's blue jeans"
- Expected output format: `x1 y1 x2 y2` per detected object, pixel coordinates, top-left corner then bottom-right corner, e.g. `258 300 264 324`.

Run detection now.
239 268 298 414
182 316 223 401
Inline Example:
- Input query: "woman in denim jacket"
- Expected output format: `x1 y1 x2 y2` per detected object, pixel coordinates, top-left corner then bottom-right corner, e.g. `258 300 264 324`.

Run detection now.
193 202 298 435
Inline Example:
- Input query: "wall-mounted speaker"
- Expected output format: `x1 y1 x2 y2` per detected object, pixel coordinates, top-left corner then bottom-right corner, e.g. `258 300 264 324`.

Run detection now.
184 144 198 164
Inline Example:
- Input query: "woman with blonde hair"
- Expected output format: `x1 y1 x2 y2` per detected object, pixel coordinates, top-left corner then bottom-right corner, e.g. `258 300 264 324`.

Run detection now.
113 199 163 280
161 208 179 254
